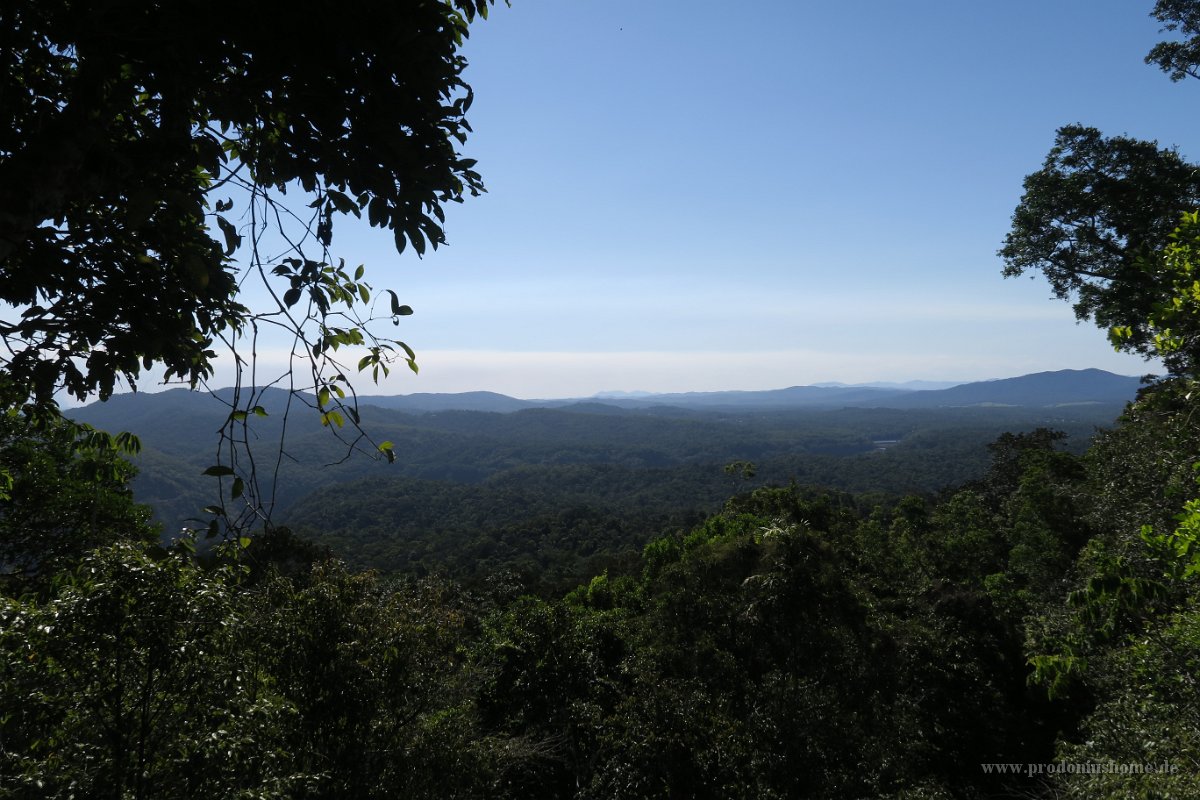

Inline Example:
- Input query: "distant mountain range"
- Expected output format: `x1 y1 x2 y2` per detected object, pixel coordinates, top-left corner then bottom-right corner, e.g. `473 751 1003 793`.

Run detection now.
64 367 1145 536
811 380 962 391
355 369 1145 413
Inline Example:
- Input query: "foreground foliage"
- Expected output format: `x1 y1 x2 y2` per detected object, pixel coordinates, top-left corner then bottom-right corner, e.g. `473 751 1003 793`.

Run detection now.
0 0 494 405
4 369 1200 798
0 423 1123 798
8 2 1200 798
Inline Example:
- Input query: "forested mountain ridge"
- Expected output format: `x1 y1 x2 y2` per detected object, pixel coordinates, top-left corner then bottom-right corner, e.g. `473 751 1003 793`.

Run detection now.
64 375 1131 585
13 383 1196 798
880 368 1144 408
348 367 1142 412
64 367 1136 422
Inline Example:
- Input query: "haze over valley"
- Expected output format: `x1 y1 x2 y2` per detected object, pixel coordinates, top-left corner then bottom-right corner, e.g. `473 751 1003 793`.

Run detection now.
69 367 1141 589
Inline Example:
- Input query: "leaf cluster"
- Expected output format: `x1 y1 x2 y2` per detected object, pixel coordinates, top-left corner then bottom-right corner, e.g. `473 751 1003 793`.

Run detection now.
1000 124 1200 358
0 0 494 405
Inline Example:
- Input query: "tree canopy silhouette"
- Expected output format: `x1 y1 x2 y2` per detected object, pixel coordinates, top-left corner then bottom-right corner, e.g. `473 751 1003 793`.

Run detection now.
0 0 495 407
1000 1 1200 368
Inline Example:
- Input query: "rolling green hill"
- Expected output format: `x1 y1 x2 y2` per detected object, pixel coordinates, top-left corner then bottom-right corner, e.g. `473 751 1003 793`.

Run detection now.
67 376 1133 587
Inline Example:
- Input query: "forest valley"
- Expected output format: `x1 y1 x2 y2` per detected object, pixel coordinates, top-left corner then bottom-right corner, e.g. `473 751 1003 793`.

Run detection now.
6 377 1200 799
6 1 1200 798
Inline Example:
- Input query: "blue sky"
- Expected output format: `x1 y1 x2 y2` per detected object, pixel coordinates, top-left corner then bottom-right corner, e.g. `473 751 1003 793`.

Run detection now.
262 1 1197 397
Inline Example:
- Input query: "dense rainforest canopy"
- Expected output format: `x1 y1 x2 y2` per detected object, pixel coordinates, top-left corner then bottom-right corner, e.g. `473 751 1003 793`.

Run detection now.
5 1 1200 798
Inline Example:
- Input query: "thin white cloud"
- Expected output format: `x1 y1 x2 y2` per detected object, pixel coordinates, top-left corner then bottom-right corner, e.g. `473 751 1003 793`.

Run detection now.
361 347 1152 398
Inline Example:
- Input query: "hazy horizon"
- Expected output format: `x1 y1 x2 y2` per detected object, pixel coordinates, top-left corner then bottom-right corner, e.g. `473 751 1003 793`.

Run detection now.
65 365 1154 409
89 2 1183 402
242 2 1177 399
